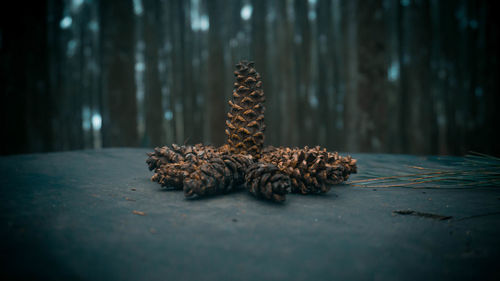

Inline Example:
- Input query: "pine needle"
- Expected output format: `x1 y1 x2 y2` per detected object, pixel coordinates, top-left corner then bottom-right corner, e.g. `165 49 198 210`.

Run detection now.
350 152 500 189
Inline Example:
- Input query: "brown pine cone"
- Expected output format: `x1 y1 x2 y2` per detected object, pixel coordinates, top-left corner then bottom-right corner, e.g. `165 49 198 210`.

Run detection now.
183 154 255 198
245 162 291 202
151 162 194 189
260 146 357 194
146 143 217 171
225 61 266 157
149 144 222 189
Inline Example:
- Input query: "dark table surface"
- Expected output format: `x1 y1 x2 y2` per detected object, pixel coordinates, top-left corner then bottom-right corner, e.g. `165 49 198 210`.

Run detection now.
1 148 499 281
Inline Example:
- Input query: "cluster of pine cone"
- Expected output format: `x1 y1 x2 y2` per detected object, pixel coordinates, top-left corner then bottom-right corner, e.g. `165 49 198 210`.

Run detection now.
146 61 357 202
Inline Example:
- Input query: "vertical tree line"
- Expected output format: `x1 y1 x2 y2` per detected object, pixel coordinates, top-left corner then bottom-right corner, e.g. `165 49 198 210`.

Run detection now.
0 0 498 155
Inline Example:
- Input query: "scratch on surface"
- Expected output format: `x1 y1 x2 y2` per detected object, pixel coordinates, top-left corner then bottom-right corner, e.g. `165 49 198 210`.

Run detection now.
455 211 500 221
393 209 452 220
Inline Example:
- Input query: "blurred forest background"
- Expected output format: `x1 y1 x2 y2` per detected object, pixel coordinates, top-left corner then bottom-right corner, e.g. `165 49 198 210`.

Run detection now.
1 0 499 156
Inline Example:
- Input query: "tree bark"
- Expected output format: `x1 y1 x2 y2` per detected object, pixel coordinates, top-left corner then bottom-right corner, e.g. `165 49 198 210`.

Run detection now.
207 0 226 146
143 0 163 147
100 0 138 147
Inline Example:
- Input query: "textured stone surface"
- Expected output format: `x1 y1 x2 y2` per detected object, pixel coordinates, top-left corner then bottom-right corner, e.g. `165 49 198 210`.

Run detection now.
1 149 499 280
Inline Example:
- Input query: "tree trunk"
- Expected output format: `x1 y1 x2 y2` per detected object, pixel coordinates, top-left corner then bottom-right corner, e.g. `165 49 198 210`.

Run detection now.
100 0 138 147
143 0 163 147
207 0 227 146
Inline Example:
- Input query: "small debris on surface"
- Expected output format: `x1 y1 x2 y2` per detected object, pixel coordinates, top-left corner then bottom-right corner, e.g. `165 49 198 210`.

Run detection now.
393 209 452 221
150 228 157 234
232 218 238 222
132 210 146 216
125 197 136 201
131 188 137 191
373 189 377 191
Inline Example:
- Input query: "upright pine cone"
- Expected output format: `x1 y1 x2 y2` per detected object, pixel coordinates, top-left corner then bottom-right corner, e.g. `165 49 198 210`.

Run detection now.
225 61 266 157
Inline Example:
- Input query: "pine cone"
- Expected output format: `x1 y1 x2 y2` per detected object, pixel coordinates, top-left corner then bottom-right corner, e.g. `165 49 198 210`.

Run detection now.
151 162 194 189
149 144 222 188
225 61 266 157
184 154 255 198
146 143 217 171
245 162 291 202
260 146 357 194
